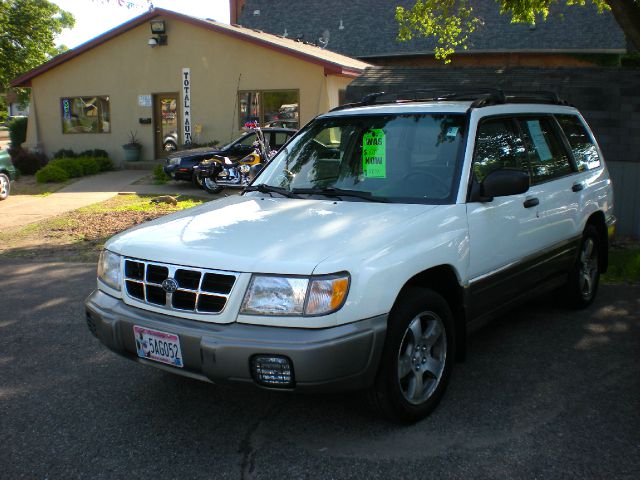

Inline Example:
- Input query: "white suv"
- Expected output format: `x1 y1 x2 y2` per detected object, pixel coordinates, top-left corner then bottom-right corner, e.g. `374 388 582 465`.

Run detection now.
86 91 616 423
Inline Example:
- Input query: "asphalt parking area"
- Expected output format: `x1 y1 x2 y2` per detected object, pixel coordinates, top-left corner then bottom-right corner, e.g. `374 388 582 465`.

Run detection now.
1 261 638 479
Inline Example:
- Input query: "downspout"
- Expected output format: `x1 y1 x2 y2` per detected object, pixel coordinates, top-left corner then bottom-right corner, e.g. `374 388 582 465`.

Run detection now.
230 73 241 141
316 74 328 116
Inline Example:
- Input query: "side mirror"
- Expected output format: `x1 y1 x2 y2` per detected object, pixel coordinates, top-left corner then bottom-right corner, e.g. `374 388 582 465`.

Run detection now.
479 169 530 201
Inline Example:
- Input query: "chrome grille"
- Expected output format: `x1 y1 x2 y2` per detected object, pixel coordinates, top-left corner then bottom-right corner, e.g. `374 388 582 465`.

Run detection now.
123 258 237 314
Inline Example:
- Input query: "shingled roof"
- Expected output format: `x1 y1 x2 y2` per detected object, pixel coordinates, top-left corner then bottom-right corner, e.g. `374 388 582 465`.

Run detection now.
237 0 627 59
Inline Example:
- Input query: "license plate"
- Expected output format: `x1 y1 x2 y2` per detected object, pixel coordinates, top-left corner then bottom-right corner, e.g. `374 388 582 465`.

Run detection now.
133 326 183 368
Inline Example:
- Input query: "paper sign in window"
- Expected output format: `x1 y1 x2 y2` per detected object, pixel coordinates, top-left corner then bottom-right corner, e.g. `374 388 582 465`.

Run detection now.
446 126 459 138
362 129 386 178
526 120 553 161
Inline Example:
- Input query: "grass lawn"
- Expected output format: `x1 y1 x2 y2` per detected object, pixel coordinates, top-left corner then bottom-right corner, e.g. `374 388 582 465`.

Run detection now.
0 194 206 262
602 239 640 285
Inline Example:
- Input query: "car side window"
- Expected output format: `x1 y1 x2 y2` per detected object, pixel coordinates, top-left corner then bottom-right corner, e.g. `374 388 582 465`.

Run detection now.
556 114 601 172
271 132 290 150
237 133 256 147
517 117 573 184
472 117 529 183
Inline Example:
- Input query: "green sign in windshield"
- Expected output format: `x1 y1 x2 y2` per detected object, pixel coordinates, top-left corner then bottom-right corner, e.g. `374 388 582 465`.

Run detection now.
362 129 387 178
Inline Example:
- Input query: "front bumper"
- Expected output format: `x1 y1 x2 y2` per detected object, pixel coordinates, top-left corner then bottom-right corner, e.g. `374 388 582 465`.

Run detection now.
85 290 387 392
163 164 193 181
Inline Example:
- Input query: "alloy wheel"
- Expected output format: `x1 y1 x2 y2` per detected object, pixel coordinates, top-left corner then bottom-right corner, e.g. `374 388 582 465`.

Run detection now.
0 175 8 198
397 311 447 405
579 237 598 300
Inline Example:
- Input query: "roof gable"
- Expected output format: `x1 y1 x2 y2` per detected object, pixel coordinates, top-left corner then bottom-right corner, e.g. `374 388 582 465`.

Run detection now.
11 8 369 87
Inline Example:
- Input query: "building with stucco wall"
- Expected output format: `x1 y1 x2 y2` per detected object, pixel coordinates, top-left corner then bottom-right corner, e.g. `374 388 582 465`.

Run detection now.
11 8 369 166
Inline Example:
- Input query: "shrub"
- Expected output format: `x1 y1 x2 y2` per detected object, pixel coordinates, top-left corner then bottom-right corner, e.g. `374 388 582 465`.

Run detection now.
34 155 113 182
77 157 100 176
53 148 77 159
153 164 170 184
79 149 109 158
49 158 84 178
10 147 48 175
8 117 28 147
36 165 70 183
95 156 114 172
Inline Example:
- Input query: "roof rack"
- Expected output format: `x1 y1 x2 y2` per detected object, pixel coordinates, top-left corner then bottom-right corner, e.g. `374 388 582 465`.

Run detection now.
330 89 567 112
503 91 568 105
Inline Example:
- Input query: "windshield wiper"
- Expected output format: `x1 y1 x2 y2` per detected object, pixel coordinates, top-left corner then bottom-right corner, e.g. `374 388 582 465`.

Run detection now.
291 187 390 203
244 184 300 199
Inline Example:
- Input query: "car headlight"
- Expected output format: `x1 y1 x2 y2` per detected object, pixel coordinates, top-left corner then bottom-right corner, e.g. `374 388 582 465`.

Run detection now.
240 273 349 316
97 250 122 290
168 157 180 166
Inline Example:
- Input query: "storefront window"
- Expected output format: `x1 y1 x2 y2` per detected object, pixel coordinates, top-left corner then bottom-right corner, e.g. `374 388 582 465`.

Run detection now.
238 90 299 129
61 96 110 134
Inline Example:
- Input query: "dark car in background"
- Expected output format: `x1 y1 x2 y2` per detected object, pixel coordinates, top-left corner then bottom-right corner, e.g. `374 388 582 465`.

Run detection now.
0 146 17 200
164 128 296 185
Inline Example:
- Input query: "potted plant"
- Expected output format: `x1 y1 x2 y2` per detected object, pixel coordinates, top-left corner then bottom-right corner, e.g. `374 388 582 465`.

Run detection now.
122 131 142 162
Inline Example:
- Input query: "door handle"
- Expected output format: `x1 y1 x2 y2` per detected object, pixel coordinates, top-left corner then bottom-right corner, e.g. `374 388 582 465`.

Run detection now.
523 197 539 208
572 182 584 192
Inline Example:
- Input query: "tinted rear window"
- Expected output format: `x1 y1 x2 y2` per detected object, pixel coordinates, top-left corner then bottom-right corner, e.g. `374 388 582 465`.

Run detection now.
556 114 601 171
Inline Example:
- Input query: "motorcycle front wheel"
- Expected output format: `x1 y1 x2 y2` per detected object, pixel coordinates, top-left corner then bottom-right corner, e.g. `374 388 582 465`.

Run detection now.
202 177 224 194
192 173 204 189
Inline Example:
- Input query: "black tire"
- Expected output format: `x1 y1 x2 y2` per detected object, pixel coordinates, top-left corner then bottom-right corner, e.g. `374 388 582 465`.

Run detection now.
368 287 455 424
0 173 10 200
565 225 601 309
191 173 204 189
202 177 224 195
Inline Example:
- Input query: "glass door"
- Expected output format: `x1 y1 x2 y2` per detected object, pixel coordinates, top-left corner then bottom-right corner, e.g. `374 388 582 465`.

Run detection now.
154 94 179 158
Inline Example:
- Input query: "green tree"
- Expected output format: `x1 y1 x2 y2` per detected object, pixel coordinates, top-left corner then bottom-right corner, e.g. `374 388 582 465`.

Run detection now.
0 0 74 101
397 0 640 62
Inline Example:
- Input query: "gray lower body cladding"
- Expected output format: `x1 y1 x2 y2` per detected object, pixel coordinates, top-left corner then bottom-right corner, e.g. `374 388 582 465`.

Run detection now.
85 290 387 392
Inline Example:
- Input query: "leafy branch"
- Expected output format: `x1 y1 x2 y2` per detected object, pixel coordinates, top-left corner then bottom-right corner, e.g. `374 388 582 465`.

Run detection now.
396 0 615 63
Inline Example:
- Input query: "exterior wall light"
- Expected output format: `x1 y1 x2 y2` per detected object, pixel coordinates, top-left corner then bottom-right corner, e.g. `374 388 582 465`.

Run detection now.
148 35 167 46
148 35 167 47
149 20 167 46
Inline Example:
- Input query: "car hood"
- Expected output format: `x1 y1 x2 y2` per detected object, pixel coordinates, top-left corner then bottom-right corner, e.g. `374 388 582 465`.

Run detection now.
167 146 224 159
106 195 438 275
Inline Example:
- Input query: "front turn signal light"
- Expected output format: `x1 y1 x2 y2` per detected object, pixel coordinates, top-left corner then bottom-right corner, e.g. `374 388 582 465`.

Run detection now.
304 274 350 316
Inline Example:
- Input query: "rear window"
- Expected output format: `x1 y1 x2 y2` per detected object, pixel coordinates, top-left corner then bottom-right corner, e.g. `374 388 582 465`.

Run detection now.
556 114 601 171
517 117 573 184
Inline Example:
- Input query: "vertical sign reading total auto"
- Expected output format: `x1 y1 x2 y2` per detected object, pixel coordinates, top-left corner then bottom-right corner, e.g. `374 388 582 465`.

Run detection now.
182 68 192 145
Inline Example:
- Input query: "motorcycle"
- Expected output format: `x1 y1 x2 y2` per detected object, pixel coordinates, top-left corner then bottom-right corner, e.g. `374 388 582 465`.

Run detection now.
194 123 274 194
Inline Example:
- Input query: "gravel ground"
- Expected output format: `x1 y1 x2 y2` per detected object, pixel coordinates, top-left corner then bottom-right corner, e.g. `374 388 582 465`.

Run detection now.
1 261 638 479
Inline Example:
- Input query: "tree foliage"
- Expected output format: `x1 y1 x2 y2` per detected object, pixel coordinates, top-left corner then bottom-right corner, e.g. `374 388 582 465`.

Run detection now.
397 0 637 62
0 0 74 99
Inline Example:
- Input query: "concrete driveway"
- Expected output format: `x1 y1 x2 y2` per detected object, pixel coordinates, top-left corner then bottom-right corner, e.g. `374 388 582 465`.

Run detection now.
0 170 218 230
1 260 638 479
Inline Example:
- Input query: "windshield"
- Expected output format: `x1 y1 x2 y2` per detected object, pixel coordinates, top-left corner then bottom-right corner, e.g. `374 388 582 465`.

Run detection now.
255 114 466 204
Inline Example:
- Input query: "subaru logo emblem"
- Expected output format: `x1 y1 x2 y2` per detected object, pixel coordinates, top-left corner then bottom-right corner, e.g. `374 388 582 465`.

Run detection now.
161 278 178 293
